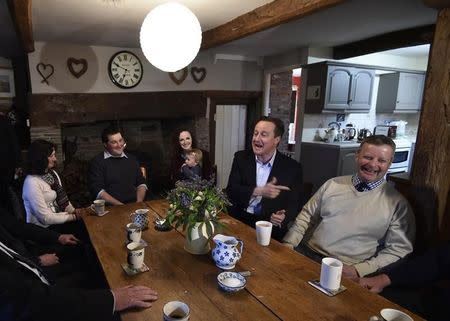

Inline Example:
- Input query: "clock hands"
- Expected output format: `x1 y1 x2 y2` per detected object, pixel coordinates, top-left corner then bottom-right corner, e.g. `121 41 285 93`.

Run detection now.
113 62 128 72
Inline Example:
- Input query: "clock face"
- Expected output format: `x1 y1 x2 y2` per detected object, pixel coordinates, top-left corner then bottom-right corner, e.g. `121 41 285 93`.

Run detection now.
108 51 143 89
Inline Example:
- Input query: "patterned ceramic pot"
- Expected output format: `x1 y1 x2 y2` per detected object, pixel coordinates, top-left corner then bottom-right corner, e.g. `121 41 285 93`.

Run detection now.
211 234 243 270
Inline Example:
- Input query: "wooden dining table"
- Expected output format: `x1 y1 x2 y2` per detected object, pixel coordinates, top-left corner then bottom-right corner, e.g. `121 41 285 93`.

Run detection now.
82 200 425 321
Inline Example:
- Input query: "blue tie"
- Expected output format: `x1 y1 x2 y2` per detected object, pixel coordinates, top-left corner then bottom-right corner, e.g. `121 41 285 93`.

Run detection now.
254 202 262 215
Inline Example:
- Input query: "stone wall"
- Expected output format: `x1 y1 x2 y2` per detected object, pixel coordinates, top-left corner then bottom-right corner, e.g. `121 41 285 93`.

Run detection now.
268 71 294 155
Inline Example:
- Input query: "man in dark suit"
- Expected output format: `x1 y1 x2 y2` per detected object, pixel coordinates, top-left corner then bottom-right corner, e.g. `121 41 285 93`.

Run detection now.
0 208 158 321
359 241 450 320
226 116 303 241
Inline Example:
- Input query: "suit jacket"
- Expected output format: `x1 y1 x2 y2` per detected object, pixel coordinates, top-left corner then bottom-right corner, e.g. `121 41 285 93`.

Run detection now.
0 208 114 321
226 150 304 240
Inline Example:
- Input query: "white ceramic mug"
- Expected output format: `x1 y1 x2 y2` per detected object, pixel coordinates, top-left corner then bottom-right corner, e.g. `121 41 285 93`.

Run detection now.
130 208 149 229
91 199 105 215
163 301 190 321
255 221 273 246
320 257 343 291
126 223 141 243
369 308 413 321
126 242 145 270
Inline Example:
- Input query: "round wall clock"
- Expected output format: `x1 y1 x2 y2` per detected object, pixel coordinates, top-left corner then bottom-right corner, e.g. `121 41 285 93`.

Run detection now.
108 51 143 89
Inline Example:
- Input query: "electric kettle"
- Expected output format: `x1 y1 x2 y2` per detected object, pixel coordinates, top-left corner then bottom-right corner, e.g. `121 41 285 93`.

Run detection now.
357 128 372 142
343 124 357 141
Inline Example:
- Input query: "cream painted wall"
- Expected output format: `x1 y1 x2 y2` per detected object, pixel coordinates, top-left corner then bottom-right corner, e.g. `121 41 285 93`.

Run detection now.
28 41 263 93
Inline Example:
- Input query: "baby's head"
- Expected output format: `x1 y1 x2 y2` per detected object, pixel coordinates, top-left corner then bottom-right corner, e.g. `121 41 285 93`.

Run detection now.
185 148 203 167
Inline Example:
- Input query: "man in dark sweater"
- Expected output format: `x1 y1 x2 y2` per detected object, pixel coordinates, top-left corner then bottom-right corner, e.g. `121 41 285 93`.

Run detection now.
359 241 450 321
88 125 147 205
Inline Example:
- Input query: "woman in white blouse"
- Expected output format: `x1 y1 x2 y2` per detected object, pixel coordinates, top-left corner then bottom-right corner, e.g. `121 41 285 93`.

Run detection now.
23 140 81 230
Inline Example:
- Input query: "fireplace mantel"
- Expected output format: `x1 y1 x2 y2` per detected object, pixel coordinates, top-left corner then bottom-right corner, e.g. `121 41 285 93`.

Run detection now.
29 91 207 126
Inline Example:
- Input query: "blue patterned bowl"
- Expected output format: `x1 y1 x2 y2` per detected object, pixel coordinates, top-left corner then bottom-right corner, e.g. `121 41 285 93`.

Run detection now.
217 272 246 293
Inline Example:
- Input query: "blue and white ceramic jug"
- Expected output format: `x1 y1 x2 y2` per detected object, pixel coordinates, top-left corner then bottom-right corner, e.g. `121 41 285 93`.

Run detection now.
212 234 243 270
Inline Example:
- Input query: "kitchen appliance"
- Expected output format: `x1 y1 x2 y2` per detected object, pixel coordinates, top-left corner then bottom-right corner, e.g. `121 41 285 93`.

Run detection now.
357 129 372 142
342 124 357 141
386 139 413 175
389 120 407 136
374 125 397 138
324 128 337 143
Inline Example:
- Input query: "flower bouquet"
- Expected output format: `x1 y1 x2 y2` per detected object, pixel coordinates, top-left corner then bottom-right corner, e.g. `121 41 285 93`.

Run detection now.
165 177 231 254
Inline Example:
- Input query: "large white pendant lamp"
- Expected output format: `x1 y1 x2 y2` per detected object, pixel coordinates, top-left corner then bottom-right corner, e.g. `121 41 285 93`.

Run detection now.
140 2 202 72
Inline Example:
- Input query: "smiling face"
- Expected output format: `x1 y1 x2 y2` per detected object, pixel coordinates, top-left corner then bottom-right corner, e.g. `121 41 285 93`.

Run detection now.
252 121 280 163
179 131 192 151
355 143 394 183
47 149 57 169
104 132 125 157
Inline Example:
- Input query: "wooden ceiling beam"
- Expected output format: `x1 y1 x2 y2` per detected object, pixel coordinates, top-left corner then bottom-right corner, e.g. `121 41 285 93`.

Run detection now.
422 0 450 9
8 0 34 53
333 25 435 60
201 0 346 50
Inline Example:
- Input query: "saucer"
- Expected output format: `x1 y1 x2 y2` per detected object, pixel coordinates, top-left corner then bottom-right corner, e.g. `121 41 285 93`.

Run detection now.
89 206 109 217
121 262 150 276
308 279 346 296
125 239 148 247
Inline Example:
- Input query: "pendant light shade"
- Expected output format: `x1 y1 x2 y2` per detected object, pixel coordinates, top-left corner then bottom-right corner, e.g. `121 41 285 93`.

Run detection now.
140 2 202 72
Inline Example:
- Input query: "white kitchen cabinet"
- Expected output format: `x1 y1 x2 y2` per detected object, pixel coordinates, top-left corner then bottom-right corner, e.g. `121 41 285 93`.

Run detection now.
304 62 375 113
376 72 425 113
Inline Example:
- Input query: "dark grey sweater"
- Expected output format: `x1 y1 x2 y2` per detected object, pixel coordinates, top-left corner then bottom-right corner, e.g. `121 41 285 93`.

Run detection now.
88 152 146 203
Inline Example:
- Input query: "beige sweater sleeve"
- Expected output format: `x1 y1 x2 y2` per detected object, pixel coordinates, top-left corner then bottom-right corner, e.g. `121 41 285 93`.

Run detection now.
282 183 325 247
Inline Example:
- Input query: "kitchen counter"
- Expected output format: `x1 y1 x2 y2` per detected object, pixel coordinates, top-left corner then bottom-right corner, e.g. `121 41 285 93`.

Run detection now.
302 137 413 149
301 140 360 148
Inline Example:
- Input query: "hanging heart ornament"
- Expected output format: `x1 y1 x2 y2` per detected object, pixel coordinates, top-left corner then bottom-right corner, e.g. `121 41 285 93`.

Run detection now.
168 67 188 85
191 67 206 83
67 58 88 78
36 63 55 85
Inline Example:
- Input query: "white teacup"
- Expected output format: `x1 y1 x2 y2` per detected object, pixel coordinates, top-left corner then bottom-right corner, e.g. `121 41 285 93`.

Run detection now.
163 301 190 321
320 257 343 291
369 308 413 321
130 208 149 229
126 242 145 270
255 221 273 246
91 199 105 216
126 223 142 243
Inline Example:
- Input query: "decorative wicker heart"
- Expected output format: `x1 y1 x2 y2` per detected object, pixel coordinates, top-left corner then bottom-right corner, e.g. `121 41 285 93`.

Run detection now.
67 58 88 78
191 67 206 83
168 67 188 85
36 63 55 85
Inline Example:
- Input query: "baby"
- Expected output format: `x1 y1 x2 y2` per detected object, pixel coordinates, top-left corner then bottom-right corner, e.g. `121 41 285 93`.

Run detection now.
181 148 203 181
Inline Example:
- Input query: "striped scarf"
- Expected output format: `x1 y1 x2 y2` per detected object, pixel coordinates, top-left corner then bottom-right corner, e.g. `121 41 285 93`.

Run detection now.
41 170 70 212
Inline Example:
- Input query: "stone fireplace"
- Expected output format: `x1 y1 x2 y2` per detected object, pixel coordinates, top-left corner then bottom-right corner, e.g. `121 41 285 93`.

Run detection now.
29 92 209 205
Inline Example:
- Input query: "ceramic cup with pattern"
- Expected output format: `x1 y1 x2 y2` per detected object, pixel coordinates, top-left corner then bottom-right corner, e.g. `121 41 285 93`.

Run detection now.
130 208 149 229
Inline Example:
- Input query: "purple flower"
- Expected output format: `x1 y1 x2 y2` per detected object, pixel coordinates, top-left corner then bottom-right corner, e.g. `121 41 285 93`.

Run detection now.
180 193 191 208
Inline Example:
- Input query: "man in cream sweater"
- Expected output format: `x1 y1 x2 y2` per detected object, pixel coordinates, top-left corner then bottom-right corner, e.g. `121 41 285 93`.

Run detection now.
283 135 415 278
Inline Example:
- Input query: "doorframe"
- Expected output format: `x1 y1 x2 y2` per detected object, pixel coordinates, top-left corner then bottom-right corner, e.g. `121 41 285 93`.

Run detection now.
205 91 262 165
